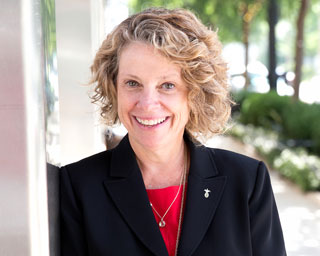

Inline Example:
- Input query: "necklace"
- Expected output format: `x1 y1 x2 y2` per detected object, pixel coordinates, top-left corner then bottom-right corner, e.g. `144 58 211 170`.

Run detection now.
149 147 187 228
174 156 187 256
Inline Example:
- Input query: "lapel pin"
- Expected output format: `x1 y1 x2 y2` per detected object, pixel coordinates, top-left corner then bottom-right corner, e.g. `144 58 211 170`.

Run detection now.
204 188 211 198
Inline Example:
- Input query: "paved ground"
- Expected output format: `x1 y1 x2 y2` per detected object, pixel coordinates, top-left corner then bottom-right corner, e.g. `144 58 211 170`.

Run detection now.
206 136 320 256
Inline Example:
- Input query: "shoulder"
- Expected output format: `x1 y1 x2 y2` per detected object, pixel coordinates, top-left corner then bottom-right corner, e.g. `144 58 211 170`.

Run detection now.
206 146 268 187
209 147 261 169
64 150 112 169
188 135 266 182
60 149 114 183
202 147 273 204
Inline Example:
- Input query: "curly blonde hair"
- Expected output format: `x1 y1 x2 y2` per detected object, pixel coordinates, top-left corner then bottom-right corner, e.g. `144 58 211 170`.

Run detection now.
90 7 233 142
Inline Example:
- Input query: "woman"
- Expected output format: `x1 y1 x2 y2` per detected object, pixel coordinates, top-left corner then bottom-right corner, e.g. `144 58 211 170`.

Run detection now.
60 7 286 256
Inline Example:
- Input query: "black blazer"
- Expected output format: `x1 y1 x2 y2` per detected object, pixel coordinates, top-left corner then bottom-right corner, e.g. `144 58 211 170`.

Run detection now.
60 135 286 256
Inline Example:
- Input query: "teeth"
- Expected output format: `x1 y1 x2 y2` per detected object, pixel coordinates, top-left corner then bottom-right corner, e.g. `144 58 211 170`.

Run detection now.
136 117 166 126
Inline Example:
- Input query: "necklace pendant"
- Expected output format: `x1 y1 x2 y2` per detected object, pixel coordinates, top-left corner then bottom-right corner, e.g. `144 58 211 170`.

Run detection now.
204 188 211 198
159 219 166 228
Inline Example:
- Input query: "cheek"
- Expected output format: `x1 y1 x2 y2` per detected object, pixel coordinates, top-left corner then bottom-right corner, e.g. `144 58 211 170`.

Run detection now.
117 87 127 108
117 90 135 116
182 108 190 125
180 94 189 112
116 91 127 120
173 97 189 124
181 100 190 125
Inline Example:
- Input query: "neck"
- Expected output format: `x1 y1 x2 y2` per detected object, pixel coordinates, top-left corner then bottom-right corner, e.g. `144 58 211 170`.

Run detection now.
129 135 187 189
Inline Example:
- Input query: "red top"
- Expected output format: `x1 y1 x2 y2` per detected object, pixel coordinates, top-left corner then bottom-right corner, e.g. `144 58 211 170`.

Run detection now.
147 186 184 256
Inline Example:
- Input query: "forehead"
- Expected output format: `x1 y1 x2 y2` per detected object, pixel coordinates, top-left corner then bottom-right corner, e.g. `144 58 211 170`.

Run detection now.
118 42 181 78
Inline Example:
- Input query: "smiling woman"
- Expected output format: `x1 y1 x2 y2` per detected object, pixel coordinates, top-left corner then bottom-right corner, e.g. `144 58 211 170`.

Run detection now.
90 8 232 143
60 7 287 256
117 42 189 152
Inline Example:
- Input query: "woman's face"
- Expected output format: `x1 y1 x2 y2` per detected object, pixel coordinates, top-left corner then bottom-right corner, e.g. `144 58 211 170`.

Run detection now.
117 42 189 150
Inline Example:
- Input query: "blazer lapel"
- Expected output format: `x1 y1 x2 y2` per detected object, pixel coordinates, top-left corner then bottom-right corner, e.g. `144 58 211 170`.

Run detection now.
178 140 227 256
103 136 168 256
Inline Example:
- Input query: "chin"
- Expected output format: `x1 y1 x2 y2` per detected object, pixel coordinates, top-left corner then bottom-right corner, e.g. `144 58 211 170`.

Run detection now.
130 132 169 149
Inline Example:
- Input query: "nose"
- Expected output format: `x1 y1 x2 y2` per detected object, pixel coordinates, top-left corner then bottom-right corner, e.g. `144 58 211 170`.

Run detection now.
136 86 160 111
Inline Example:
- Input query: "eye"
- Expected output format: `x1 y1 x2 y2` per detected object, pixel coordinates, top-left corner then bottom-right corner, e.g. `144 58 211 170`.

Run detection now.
126 80 139 87
162 82 175 90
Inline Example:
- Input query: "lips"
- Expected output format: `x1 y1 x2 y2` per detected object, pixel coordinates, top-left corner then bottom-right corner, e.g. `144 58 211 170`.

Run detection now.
135 117 167 126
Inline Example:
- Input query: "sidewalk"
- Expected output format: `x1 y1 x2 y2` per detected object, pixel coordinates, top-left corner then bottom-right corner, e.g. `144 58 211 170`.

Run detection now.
206 135 320 256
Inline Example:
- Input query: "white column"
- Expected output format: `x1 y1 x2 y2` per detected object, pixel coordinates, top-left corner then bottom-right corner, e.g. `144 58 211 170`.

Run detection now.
0 0 50 255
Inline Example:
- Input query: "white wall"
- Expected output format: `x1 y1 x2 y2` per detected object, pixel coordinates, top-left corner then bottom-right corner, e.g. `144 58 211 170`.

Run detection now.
56 0 107 165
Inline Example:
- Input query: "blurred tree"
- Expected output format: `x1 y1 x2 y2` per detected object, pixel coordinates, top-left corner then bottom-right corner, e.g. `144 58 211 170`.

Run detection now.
277 0 318 100
293 0 309 100
238 0 264 89
130 0 265 88
268 0 278 90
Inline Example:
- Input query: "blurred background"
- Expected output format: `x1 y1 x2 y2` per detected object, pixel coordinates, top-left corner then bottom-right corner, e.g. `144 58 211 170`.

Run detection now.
0 0 319 255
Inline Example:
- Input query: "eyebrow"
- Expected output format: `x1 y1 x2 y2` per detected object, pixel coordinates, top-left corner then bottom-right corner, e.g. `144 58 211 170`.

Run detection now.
160 74 180 80
120 73 181 80
119 74 140 80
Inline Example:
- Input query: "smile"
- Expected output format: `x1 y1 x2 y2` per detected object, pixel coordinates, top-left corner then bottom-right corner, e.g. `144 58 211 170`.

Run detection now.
135 117 167 126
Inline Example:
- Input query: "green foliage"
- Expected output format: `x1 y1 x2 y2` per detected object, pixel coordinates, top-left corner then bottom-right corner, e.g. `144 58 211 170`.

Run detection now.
42 0 56 57
277 0 300 21
282 102 320 140
229 123 320 191
312 118 320 154
42 0 57 119
274 148 320 191
129 0 320 65
240 91 289 131
237 91 320 155
129 0 185 13
231 89 252 105
129 0 266 43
